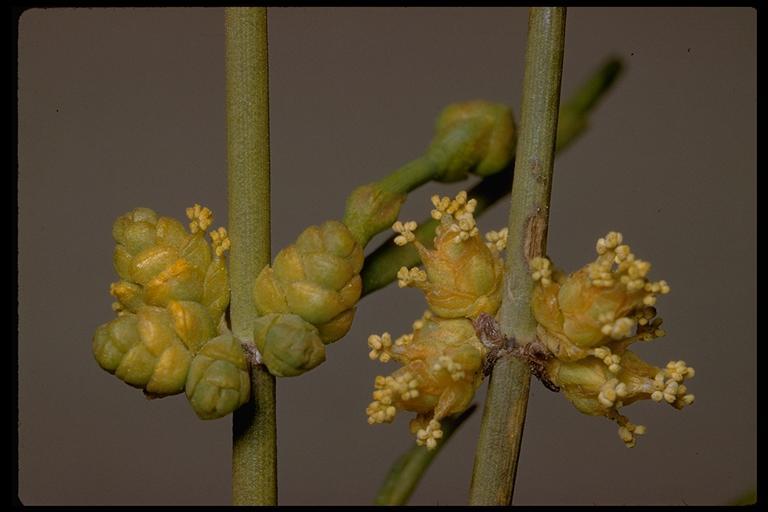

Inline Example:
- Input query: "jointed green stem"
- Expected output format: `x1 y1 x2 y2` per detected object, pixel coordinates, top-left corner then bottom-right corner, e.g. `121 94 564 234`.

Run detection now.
469 7 567 505
226 7 277 505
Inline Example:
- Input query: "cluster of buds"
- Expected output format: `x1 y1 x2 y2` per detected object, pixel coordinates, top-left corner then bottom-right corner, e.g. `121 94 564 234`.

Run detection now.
366 191 507 449
92 206 250 420
531 232 695 447
252 220 364 376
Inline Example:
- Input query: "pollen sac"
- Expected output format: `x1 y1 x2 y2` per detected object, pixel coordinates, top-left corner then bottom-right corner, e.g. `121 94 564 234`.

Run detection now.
532 231 694 447
185 333 250 420
253 313 326 377
427 100 517 182
93 306 193 396
252 220 364 344
398 192 504 319
94 205 238 414
365 315 486 450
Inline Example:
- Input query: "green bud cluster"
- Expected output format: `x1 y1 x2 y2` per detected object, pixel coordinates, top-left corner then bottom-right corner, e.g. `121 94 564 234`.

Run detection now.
252 220 364 376
92 206 248 419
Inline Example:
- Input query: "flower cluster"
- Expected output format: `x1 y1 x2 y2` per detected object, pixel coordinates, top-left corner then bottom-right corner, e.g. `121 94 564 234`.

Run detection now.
365 191 507 449
92 206 250 420
531 232 695 447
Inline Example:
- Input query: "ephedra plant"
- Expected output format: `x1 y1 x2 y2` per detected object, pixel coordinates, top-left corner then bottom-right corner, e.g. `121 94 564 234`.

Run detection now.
90 7 695 505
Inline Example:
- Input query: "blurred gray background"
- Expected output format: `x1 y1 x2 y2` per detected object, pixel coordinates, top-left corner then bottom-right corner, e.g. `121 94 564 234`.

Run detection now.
18 7 755 505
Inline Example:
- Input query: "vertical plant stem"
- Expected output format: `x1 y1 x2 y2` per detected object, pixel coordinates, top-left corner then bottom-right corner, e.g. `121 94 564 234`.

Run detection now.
469 7 566 505
226 7 276 505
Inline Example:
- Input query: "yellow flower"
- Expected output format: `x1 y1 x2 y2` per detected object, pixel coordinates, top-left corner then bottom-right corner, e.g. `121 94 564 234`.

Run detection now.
365 315 486 449
531 231 693 447
531 232 669 362
395 191 505 319
547 350 694 447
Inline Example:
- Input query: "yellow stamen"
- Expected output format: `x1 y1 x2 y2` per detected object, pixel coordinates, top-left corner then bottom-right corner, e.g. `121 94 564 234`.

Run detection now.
186 204 213 233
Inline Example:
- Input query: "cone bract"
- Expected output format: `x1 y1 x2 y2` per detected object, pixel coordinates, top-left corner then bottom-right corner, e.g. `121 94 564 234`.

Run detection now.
253 220 364 344
185 333 250 420
253 313 326 377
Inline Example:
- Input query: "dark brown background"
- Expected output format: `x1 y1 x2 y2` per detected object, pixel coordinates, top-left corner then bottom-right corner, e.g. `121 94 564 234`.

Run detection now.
18 7 755 505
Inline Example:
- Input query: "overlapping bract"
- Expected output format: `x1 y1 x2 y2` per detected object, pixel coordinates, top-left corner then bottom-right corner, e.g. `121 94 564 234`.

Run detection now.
252 220 364 376
186 333 250 419
253 313 326 377
531 232 695 447
92 206 249 419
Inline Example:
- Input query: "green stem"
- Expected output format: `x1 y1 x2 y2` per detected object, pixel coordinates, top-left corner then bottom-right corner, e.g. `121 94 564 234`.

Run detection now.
226 7 277 505
374 405 477 506
361 56 621 297
469 7 566 506
377 156 437 196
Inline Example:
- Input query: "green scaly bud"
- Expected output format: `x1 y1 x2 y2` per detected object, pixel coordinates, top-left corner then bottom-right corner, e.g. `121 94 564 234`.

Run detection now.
93 306 192 396
253 220 364 344
253 313 326 377
186 333 250 420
